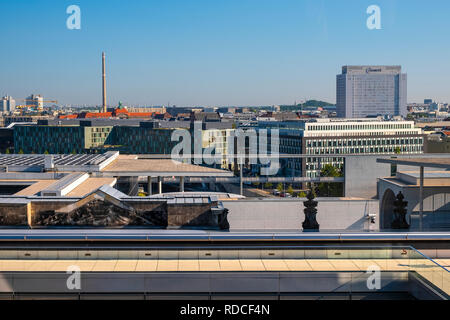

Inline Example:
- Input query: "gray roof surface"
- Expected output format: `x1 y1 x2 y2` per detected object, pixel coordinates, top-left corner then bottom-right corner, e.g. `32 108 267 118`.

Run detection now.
41 173 86 192
98 184 128 200
0 153 113 167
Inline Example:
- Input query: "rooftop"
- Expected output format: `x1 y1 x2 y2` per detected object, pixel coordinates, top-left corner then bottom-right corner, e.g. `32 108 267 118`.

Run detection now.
377 157 450 169
100 155 233 177
0 153 115 167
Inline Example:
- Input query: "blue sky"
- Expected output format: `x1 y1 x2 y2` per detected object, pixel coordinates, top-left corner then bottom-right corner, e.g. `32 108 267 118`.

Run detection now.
0 0 449 106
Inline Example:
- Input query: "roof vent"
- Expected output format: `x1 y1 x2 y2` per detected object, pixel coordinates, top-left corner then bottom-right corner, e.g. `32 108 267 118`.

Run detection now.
44 155 54 170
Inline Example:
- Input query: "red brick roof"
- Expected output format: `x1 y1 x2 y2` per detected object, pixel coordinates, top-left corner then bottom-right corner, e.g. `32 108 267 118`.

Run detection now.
57 108 155 119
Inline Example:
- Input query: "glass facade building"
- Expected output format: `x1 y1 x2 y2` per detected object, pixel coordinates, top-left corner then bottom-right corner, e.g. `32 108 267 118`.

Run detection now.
13 125 113 154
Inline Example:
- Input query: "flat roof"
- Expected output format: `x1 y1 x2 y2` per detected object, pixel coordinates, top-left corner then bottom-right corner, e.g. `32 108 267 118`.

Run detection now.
0 153 112 167
66 177 117 197
14 180 58 196
415 121 450 128
101 155 233 177
400 171 450 179
377 157 450 169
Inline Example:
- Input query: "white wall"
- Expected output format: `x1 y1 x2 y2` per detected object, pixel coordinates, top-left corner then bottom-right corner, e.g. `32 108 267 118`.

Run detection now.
224 198 379 231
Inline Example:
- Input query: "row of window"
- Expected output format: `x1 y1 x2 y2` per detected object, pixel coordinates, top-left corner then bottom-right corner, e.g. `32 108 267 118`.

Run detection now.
306 145 422 155
307 137 423 148
307 123 413 131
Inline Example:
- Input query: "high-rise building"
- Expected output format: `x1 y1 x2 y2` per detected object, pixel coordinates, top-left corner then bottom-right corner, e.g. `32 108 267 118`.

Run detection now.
336 66 407 118
0 96 16 112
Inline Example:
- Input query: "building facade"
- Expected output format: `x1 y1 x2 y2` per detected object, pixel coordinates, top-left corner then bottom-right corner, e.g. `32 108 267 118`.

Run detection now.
13 121 236 165
259 118 424 178
25 94 44 110
111 126 177 154
13 125 113 154
0 96 15 113
336 66 407 118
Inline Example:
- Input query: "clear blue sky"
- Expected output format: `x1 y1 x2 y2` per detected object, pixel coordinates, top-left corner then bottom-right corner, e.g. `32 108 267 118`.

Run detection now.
1 0 449 106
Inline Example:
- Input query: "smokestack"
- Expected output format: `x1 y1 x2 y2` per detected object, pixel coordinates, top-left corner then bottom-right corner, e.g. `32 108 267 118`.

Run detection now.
102 52 107 113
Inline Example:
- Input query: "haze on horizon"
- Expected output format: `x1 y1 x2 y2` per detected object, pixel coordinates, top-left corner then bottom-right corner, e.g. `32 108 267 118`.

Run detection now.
1 0 449 107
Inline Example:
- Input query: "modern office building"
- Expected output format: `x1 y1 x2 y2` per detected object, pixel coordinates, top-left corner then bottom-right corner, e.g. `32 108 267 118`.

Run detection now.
259 118 424 178
336 66 407 118
0 96 15 113
12 120 235 167
13 124 114 154
198 126 235 169
110 125 178 154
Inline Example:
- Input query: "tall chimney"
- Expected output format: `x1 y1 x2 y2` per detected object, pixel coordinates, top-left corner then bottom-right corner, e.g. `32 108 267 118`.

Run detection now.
102 52 107 113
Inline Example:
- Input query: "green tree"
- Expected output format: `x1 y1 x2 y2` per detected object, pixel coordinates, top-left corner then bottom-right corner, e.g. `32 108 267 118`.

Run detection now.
394 147 401 154
276 182 283 193
252 175 260 188
317 164 344 197
44 150 49 154
5 149 10 154
264 182 273 190
298 191 307 197
287 184 294 195
18 149 24 154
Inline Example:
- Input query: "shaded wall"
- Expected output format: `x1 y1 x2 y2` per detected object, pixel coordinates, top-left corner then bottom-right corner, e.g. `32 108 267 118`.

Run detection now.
0 197 219 229
168 203 215 227
0 203 28 226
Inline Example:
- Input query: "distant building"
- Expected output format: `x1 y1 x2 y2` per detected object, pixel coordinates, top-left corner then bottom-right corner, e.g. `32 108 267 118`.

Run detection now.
0 96 15 113
336 66 407 118
190 112 221 122
425 132 450 153
3 115 50 127
259 118 423 178
127 106 166 114
25 94 44 110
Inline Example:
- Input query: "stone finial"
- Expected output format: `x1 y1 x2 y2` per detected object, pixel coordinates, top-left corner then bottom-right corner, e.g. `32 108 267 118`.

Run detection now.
302 190 319 230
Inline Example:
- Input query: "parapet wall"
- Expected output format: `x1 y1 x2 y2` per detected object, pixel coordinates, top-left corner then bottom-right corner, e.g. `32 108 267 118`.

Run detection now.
0 203 28 226
224 198 379 231
0 195 226 229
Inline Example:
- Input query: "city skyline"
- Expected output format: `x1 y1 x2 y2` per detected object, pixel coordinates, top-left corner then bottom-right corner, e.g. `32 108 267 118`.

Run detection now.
1 0 450 106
